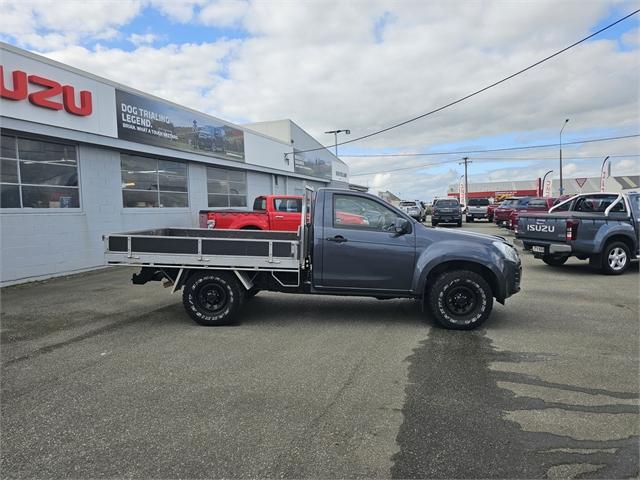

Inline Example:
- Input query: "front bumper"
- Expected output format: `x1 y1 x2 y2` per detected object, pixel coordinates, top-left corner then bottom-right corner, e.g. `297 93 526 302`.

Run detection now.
433 214 462 223
503 260 522 300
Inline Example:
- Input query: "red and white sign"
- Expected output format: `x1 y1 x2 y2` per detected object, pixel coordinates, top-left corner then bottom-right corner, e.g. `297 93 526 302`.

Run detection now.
458 177 466 204
575 177 587 188
543 179 553 198
1 66 93 116
0 48 117 137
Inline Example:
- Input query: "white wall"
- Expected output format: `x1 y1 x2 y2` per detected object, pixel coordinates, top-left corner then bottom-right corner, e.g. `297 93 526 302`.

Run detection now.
244 120 291 144
243 130 293 172
247 171 273 205
2 145 199 285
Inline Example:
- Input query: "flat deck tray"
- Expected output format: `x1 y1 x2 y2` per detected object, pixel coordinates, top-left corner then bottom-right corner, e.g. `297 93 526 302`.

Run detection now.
105 228 300 268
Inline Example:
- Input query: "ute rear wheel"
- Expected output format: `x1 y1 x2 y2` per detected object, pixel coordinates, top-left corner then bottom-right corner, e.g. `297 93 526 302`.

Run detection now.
601 241 630 275
427 270 493 330
542 255 568 266
182 271 244 326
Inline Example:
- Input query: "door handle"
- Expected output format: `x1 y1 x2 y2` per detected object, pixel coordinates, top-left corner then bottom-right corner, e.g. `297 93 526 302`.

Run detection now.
274 215 284 220
326 235 347 243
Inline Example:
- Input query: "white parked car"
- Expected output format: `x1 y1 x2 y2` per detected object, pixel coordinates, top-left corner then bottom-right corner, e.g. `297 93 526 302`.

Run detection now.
399 200 426 222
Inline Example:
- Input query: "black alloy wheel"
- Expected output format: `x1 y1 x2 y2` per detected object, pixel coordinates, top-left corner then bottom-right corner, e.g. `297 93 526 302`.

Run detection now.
427 270 493 330
182 271 244 326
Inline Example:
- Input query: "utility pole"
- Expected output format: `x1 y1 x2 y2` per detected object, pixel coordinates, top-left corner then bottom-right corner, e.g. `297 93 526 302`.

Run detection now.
559 118 569 196
459 156 471 207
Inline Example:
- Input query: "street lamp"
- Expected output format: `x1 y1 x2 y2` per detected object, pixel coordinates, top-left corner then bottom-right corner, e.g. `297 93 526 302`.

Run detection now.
325 129 350 157
559 118 569 196
542 170 553 197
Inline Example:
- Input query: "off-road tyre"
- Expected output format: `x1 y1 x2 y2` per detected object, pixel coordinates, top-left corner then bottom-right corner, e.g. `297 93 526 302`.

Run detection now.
542 255 568 266
431 220 438 227
182 271 244 326
601 241 631 275
427 270 493 330
456 220 463 227
466 216 474 223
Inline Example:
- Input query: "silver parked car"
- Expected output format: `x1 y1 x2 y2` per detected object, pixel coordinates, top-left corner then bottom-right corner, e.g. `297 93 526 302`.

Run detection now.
399 200 426 222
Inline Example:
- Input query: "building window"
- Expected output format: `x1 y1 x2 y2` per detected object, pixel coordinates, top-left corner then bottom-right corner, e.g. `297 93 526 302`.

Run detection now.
121 154 188 208
206 166 247 208
1 134 80 209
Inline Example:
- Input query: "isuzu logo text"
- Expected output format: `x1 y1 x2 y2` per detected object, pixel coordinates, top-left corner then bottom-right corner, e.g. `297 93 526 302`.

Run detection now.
526 224 555 233
0 66 93 116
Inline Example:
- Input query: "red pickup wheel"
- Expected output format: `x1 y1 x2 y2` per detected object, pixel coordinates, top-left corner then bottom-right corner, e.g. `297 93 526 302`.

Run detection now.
427 270 493 330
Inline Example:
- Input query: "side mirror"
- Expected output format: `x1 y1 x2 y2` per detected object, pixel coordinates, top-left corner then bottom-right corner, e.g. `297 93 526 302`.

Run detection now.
394 217 410 234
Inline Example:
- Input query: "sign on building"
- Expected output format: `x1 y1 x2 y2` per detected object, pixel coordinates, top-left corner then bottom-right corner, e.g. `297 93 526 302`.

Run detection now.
116 89 245 162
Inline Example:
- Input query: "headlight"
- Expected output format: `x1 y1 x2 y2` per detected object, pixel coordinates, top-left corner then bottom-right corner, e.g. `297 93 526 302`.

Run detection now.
493 241 519 263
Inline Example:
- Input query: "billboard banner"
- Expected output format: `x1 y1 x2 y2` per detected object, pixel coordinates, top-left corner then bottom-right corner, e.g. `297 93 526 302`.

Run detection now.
293 149 332 180
116 89 244 161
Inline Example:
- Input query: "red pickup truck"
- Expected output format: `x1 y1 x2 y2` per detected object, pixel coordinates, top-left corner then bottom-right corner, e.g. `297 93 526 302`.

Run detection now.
507 197 556 230
199 195 367 231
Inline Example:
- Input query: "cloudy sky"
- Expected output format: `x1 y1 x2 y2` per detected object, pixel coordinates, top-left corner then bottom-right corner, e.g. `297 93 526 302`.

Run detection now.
2 0 639 200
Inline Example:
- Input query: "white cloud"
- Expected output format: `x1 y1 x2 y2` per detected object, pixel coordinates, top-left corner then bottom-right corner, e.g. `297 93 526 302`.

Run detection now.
621 27 639 49
45 42 238 111
0 0 143 48
148 0 207 23
199 0 249 27
2 0 638 200
128 32 163 46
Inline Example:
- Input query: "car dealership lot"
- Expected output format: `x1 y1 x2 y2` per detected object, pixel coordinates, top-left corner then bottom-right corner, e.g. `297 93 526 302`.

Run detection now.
1 221 638 479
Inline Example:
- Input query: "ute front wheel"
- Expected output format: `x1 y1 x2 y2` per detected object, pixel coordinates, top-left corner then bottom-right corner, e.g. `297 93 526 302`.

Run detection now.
427 270 493 330
182 271 244 326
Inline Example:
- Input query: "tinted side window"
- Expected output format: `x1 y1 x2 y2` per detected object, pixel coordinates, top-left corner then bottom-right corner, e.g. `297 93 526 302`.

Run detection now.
333 194 397 231
253 197 266 210
574 195 620 213
274 198 302 212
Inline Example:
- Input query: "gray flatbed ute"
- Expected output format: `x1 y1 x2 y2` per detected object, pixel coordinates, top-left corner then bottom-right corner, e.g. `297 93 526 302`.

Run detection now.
515 192 639 274
105 188 522 330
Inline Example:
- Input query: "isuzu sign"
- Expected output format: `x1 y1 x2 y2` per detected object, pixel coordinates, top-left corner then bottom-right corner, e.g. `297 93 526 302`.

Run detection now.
0 66 93 116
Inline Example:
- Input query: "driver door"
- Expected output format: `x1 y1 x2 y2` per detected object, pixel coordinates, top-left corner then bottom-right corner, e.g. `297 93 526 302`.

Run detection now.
320 192 415 291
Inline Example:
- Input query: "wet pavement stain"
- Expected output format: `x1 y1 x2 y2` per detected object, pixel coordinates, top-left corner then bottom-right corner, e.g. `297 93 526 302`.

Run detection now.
390 328 639 479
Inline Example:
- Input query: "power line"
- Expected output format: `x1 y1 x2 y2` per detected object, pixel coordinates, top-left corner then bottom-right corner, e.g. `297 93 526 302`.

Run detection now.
468 154 639 161
294 9 640 156
351 154 638 176
343 134 640 158
349 135 640 175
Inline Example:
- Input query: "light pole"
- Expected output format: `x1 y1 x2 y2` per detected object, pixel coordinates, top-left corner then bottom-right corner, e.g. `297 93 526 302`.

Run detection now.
324 129 350 157
559 118 569 196
542 170 553 197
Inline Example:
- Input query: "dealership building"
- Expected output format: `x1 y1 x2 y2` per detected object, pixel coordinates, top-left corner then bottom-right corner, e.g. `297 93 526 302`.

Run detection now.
0 43 351 285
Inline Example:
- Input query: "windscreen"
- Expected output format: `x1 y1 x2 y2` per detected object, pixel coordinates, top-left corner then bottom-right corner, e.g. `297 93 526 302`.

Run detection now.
400 201 418 207
528 198 549 208
435 200 458 207
500 199 518 207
